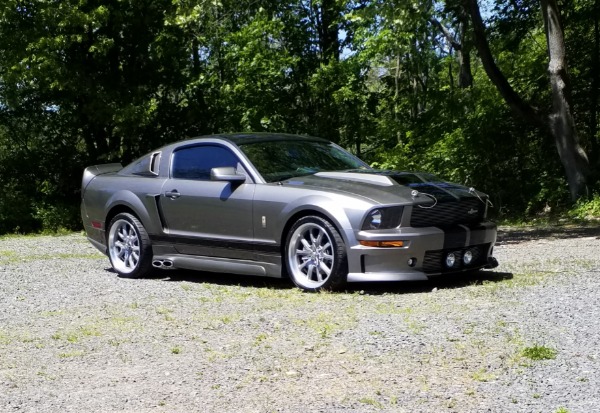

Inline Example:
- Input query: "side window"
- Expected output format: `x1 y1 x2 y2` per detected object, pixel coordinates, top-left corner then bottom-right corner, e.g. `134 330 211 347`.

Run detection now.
128 152 161 176
171 145 240 180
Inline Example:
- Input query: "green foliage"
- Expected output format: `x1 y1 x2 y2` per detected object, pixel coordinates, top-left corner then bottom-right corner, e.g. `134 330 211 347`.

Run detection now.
568 194 600 220
0 0 599 233
521 345 557 361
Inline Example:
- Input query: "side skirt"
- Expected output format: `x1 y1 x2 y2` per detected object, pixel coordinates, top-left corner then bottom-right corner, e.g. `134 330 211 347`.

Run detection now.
151 254 283 278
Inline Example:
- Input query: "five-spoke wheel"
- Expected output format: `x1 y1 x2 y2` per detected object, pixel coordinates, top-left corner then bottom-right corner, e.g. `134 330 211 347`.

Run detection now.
107 213 152 278
286 216 347 291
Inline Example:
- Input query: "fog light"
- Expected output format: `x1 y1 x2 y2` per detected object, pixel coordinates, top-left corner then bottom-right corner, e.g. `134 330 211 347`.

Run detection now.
445 252 456 268
407 257 417 267
463 250 473 265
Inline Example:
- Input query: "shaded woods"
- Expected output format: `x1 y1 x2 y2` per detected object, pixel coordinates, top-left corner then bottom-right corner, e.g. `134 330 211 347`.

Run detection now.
1 0 599 233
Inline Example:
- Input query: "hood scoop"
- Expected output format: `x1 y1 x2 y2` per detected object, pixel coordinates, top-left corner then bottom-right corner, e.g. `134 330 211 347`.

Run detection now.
314 171 395 186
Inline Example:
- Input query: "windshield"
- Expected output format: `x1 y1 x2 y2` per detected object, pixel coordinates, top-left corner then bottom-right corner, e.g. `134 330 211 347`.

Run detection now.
239 140 369 182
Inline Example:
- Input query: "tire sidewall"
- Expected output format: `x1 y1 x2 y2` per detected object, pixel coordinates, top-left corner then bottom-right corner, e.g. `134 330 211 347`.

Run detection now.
107 212 153 278
285 215 347 292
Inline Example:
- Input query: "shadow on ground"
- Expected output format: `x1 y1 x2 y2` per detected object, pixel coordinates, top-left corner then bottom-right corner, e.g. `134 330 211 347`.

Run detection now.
111 267 513 296
497 224 600 245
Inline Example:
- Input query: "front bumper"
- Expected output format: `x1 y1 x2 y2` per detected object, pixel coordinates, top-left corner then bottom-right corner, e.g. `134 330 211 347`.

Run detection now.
346 222 497 282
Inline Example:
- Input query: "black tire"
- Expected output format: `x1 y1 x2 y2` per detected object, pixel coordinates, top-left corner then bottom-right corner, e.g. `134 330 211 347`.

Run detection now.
285 215 348 292
106 213 153 278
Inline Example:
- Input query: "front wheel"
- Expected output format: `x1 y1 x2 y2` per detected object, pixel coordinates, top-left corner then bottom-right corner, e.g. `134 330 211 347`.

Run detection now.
107 213 153 278
285 216 348 292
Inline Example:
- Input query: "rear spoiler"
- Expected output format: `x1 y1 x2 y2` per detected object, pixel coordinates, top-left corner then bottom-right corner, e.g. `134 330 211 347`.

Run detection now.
81 163 123 195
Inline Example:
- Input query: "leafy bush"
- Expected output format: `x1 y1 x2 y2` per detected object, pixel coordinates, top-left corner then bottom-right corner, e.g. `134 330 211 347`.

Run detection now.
568 194 600 221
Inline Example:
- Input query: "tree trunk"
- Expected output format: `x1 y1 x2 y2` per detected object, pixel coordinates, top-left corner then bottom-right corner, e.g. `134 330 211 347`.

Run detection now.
457 15 473 88
589 0 600 167
431 17 473 88
313 0 340 64
466 0 590 200
540 0 590 199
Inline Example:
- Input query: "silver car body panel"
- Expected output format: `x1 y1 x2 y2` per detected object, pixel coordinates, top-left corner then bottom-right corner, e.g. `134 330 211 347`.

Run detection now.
81 133 497 283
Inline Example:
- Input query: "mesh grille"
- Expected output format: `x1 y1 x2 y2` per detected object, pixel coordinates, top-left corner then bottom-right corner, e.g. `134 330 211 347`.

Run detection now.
422 243 490 274
410 198 485 228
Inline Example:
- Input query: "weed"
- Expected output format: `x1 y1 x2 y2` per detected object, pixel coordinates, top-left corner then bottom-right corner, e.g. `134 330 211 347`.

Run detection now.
359 397 383 409
37 370 56 380
254 333 268 346
555 408 569 413
156 306 172 315
521 345 557 360
471 368 496 382
0 330 11 344
568 194 600 220
171 346 181 354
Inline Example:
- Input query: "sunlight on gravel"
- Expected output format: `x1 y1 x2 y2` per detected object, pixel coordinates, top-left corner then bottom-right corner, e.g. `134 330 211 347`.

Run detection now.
0 229 599 412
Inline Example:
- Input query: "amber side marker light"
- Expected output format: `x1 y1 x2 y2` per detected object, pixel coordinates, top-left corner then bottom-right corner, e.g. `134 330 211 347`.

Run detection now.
359 240 405 248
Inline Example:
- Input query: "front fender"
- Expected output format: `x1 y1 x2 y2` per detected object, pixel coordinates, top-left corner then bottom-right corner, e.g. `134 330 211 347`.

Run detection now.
277 194 372 246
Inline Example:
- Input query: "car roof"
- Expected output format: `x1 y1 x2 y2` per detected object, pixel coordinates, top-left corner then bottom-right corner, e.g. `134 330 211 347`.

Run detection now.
192 132 330 146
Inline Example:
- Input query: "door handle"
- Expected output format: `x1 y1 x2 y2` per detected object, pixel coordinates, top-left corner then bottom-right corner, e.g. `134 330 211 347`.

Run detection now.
165 190 181 199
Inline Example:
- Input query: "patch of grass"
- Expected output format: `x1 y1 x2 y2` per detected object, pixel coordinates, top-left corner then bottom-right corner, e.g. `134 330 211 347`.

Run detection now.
0 250 19 264
37 370 56 380
0 330 11 344
294 311 355 339
555 408 570 413
375 302 414 315
171 346 181 354
359 397 383 409
521 344 557 360
471 368 496 382
254 333 268 346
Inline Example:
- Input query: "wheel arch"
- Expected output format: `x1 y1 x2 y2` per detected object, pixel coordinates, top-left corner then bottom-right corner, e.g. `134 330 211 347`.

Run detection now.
105 205 140 233
103 190 157 234
278 205 352 262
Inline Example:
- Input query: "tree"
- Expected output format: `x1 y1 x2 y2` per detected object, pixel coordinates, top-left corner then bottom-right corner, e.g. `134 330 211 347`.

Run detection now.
465 0 590 200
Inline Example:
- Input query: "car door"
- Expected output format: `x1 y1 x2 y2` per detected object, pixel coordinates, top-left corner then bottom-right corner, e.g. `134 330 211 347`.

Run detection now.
159 144 255 260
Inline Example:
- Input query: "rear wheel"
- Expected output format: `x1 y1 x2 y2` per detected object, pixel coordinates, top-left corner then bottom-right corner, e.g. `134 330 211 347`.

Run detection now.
285 216 348 292
107 213 153 278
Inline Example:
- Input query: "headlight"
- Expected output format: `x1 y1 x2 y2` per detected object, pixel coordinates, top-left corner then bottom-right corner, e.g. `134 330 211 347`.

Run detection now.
365 209 382 230
361 206 404 230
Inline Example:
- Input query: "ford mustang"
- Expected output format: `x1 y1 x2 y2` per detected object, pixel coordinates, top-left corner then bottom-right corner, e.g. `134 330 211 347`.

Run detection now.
81 133 498 291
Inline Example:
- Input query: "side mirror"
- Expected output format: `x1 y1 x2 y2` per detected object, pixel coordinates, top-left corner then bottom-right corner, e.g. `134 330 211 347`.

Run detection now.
210 166 247 183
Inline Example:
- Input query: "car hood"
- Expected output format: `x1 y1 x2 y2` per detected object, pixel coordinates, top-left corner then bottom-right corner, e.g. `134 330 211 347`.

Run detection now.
281 170 484 205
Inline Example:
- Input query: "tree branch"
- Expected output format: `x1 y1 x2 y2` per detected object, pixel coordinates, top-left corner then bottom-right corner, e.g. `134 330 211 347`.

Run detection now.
465 0 547 130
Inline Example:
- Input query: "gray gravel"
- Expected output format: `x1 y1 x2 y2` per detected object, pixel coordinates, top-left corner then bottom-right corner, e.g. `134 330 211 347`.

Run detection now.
1 226 599 412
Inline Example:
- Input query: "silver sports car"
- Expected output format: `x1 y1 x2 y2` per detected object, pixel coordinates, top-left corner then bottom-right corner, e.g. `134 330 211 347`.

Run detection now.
81 133 498 291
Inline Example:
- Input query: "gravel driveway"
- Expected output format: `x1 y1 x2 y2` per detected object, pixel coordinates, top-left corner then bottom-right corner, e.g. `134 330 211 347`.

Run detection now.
1 226 599 412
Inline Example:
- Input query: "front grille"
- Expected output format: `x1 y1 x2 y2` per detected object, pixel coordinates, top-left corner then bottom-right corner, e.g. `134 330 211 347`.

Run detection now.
422 243 490 274
410 198 485 227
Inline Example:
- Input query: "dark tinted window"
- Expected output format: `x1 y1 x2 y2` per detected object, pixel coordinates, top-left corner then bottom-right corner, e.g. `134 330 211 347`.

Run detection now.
128 155 157 176
172 145 239 180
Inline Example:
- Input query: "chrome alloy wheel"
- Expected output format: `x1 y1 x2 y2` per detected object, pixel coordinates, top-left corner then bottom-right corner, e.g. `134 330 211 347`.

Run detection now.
108 219 141 274
288 222 335 289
